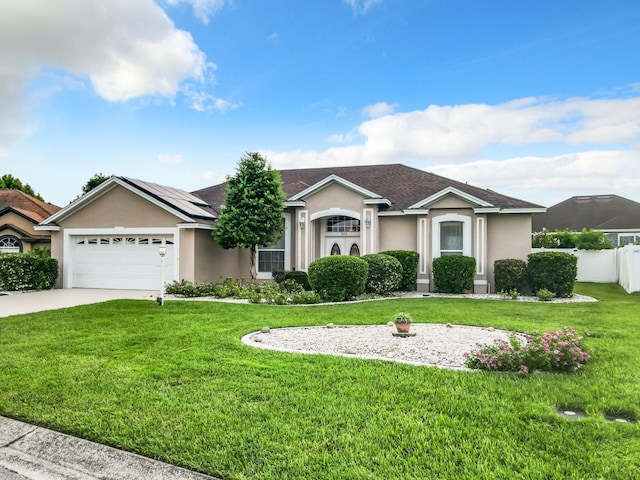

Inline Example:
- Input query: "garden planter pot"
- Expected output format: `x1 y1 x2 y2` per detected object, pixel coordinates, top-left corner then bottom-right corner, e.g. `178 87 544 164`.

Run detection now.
395 322 411 334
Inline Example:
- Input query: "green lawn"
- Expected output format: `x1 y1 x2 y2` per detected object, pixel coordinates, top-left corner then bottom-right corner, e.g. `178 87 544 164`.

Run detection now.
0 283 638 479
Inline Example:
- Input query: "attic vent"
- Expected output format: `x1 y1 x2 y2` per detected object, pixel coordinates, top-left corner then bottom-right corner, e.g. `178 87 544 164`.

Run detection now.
595 195 612 202
575 197 592 203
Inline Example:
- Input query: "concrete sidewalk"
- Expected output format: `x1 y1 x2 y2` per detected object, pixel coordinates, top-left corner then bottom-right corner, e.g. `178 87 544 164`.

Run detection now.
0 416 218 480
0 289 159 318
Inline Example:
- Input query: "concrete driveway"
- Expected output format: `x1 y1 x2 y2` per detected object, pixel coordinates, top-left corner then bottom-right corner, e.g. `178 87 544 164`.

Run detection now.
0 289 158 318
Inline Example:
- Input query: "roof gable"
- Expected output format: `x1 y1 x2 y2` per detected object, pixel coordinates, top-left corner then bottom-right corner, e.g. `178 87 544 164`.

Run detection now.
40 177 216 226
407 187 493 210
288 174 385 202
0 223 34 239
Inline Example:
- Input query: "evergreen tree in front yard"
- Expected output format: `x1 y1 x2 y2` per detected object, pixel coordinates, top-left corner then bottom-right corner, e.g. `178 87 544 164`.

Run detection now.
212 152 285 282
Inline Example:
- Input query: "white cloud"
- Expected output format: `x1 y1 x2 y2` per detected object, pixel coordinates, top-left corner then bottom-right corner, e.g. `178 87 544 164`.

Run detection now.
264 92 640 205
429 149 640 205
0 0 218 151
267 94 640 170
166 0 226 24
352 95 640 162
362 101 398 119
344 0 384 15
195 170 226 183
158 153 183 165
184 87 242 112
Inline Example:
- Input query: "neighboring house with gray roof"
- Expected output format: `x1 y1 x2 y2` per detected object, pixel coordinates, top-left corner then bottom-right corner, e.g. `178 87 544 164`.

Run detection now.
532 194 640 246
39 164 545 292
0 189 61 254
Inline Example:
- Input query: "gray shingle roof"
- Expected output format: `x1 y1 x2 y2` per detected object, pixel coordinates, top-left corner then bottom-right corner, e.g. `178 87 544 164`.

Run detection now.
532 194 640 232
193 163 543 214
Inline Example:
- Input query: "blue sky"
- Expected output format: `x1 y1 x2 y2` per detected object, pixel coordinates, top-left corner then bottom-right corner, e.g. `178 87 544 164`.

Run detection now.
1 0 640 207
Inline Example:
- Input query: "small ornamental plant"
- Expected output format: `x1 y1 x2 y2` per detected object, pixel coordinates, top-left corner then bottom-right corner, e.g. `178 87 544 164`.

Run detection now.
536 288 555 302
464 327 592 375
393 312 412 324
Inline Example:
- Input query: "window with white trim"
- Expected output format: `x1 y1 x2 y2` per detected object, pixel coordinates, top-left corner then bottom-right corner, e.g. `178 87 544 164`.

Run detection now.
432 214 472 258
258 233 285 273
326 216 360 232
257 214 291 277
440 221 463 256
0 235 21 254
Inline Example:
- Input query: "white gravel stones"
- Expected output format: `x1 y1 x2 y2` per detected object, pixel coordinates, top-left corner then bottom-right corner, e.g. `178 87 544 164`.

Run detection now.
242 323 519 369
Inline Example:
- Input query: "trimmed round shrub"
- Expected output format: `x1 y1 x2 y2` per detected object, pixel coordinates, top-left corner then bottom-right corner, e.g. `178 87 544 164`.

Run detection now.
380 250 419 291
432 255 476 294
282 271 311 290
526 251 577 298
361 253 402 295
494 258 527 293
308 255 368 302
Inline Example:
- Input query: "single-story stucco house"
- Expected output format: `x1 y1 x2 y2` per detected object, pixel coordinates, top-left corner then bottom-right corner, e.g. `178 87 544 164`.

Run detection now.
37 164 545 292
0 189 61 254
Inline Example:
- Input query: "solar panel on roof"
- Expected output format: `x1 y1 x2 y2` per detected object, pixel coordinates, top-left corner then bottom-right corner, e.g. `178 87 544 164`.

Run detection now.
122 177 215 219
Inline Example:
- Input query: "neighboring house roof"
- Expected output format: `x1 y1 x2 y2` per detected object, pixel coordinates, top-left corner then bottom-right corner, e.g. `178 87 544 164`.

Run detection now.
532 194 640 232
39 176 216 227
193 163 544 214
0 189 61 223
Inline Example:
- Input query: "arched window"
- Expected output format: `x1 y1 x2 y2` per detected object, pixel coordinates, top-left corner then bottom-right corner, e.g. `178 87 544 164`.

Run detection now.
349 243 360 257
330 243 341 255
326 216 360 233
0 235 22 254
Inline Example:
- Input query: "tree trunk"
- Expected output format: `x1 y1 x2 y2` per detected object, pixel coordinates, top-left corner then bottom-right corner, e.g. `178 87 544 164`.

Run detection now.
249 245 257 283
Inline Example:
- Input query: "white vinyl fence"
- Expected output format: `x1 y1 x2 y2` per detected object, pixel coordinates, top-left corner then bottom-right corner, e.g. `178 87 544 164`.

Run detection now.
531 246 640 294
618 245 640 294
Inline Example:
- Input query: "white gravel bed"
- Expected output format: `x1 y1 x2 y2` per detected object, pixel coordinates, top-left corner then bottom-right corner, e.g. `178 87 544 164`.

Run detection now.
421 292 597 303
242 323 522 370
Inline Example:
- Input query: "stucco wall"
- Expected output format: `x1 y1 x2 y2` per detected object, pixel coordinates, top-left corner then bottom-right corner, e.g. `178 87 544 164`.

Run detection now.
378 216 416 251
486 214 532 290
193 229 249 283
60 186 180 228
303 183 365 213
428 197 475 209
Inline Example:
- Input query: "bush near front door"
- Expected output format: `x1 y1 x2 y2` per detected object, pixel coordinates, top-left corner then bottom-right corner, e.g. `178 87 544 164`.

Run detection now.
432 255 476 294
308 255 368 302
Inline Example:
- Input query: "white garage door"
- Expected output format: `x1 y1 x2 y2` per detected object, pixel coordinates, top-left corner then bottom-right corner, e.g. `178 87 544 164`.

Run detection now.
71 235 174 290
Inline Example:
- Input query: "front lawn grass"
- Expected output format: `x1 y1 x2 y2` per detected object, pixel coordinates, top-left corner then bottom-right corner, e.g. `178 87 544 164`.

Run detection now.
0 283 638 479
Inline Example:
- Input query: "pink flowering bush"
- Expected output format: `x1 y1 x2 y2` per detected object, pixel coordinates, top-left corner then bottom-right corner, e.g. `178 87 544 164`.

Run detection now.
464 327 592 374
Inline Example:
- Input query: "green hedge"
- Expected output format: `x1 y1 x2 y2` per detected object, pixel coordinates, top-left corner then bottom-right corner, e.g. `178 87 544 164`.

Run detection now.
432 255 476 294
532 228 614 250
494 259 527 293
526 251 577 298
0 253 58 291
380 250 419 291
308 255 368 302
361 254 402 295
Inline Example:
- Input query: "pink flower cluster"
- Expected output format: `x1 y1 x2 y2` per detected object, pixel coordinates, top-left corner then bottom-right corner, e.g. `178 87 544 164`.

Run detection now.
464 327 592 374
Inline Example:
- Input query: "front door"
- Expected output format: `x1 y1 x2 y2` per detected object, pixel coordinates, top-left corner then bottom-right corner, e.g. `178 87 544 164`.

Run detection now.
323 236 361 257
